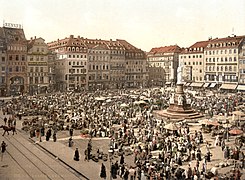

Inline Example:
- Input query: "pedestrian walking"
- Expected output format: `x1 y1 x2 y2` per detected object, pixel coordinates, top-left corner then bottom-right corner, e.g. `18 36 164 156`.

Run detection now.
74 148 80 161
1 141 7 161
69 128 73 137
100 163 106 179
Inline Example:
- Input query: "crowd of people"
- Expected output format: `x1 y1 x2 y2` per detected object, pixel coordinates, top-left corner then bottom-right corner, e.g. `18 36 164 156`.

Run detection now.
0 87 244 179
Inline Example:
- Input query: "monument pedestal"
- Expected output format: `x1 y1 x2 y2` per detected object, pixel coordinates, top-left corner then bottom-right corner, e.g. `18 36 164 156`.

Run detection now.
154 83 203 121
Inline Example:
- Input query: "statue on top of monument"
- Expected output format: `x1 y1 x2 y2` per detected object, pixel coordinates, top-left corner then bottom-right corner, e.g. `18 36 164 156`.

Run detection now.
169 93 175 104
177 63 183 84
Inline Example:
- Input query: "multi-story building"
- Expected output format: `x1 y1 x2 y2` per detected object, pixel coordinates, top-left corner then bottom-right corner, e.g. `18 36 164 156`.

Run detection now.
179 40 209 86
0 28 7 96
87 40 110 90
107 40 126 89
118 39 148 88
1 25 28 95
47 52 56 92
48 35 88 91
204 35 245 90
238 40 245 84
27 37 50 95
48 36 148 90
147 45 182 85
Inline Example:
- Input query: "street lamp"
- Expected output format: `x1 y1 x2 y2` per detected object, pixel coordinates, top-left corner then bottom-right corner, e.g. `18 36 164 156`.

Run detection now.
108 148 113 180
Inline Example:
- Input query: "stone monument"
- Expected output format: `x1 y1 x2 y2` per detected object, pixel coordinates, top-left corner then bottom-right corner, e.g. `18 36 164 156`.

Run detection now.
153 66 203 121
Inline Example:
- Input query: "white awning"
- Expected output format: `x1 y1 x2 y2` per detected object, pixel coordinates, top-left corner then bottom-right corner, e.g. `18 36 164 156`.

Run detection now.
190 82 204 87
237 85 245 91
220 83 237 90
203 83 210 88
209 83 217 88
184 82 191 86
165 82 171 85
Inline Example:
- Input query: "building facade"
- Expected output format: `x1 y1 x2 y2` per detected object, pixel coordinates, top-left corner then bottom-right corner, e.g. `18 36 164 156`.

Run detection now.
87 42 110 90
27 37 50 95
1 26 28 96
179 41 209 83
204 36 245 87
48 35 88 91
118 39 148 88
147 45 182 85
48 36 148 90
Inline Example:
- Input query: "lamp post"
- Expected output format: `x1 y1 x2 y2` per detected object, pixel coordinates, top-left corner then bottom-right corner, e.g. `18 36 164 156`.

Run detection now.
108 147 113 180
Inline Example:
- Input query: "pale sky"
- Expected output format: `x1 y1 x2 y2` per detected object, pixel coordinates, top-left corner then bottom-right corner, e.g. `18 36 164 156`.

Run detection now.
1 0 245 51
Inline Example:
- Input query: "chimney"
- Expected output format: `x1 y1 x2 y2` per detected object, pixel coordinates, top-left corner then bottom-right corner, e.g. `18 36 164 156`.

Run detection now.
78 35 80 39
70 35 74 38
34 36 36 39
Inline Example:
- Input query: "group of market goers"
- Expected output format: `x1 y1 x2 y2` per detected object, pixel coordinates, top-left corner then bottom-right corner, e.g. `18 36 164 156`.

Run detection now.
1 87 244 179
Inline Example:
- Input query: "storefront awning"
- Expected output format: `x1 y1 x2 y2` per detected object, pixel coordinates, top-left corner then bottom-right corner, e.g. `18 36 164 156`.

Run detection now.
209 83 217 88
190 82 204 87
203 83 210 88
220 83 237 90
237 85 245 91
165 82 171 85
184 82 191 86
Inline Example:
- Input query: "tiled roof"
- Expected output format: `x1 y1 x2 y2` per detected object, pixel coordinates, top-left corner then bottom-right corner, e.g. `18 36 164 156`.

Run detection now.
149 45 182 54
47 35 143 53
180 40 210 54
2 27 26 43
189 40 210 49
206 35 245 49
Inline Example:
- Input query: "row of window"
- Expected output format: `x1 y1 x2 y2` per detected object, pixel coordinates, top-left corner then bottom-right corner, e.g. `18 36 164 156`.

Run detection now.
205 74 237 81
181 55 203 59
29 56 45 61
88 75 109 81
29 67 45 72
206 65 237 72
7 46 27 51
65 75 86 81
192 77 203 81
205 49 237 55
205 57 237 62
4 66 26 72
28 73 48 77
88 65 109 70
240 69 245 74
68 61 86 66
88 55 109 61
68 69 86 74
184 61 202 66
8 55 25 61
29 77 44 84
68 54 87 59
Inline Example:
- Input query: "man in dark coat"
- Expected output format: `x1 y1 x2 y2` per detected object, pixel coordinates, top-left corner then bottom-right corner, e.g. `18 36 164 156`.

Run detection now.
120 154 125 165
100 163 106 179
111 163 117 179
74 148 80 161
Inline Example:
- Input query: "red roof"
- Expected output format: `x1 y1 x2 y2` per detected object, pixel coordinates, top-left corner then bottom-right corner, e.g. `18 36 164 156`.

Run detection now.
149 45 182 54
